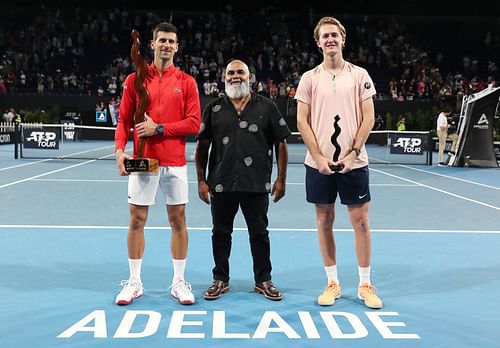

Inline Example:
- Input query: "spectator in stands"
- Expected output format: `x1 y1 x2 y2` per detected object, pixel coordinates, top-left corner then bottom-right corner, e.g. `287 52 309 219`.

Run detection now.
209 80 219 96
3 108 15 122
3 4 498 103
268 79 278 100
0 77 7 95
436 109 457 165
114 22 201 306
2 109 10 122
295 16 383 309
397 115 406 131
14 112 22 124
195 59 290 301
374 114 384 130
203 79 211 96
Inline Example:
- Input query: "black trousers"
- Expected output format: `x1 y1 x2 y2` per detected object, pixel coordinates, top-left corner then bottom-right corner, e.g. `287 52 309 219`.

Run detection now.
210 192 271 283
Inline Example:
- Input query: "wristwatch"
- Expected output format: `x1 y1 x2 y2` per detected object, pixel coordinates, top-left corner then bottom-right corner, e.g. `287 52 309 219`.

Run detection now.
352 147 361 157
155 123 164 135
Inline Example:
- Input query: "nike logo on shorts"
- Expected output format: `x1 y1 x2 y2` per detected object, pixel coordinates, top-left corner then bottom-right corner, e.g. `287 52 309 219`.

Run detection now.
358 194 368 199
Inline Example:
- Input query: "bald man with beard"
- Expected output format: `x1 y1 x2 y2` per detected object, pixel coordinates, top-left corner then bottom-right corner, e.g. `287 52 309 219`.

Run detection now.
195 59 291 301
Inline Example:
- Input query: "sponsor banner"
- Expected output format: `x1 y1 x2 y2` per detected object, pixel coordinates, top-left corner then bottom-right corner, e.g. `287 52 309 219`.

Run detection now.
96 110 107 123
61 120 76 141
23 128 60 149
0 132 14 144
390 133 426 155
62 110 81 120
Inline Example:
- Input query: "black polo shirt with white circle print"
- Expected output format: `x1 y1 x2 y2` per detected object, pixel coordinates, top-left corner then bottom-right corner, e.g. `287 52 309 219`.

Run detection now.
197 93 291 193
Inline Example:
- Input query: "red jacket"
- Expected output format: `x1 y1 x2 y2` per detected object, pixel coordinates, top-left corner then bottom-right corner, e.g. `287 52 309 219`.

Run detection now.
115 64 201 166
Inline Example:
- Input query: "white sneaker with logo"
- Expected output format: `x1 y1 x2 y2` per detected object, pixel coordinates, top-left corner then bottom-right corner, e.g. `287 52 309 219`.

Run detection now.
170 279 195 305
115 278 144 305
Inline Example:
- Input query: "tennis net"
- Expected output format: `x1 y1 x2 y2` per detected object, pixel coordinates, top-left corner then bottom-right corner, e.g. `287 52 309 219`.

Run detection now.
16 124 432 165
284 130 432 165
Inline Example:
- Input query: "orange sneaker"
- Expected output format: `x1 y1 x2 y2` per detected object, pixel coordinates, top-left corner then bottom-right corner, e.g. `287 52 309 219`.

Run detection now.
317 281 341 306
358 283 383 309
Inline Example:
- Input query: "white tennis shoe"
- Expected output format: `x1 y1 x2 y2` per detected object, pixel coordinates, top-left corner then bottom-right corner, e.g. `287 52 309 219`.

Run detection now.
115 278 144 305
170 279 195 305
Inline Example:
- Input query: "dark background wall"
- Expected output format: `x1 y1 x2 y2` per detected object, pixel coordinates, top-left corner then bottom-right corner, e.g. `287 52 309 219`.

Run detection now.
0 95 438 130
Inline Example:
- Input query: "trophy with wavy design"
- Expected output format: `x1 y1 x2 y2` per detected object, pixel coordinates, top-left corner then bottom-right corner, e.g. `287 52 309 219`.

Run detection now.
124 29 159 173
329 115 345 172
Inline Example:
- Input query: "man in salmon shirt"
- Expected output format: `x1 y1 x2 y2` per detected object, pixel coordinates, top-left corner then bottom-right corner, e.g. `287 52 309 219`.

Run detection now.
295 16 383 309
114 22 201 306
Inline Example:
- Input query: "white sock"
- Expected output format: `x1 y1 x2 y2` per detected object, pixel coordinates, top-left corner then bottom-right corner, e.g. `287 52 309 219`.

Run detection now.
324 265 339 284
128 258 142 283
358 266 371 286
172 258 186 284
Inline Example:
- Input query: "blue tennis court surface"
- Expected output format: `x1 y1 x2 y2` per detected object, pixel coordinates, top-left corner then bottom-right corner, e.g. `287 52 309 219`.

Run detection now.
1 143 499 348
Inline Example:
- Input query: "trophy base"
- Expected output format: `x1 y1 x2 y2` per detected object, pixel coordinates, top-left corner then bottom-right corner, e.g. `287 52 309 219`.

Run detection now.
124 158 159 173
329 164 345 172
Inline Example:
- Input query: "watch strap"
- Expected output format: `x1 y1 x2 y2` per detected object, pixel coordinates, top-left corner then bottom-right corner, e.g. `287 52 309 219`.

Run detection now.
156 123 164 135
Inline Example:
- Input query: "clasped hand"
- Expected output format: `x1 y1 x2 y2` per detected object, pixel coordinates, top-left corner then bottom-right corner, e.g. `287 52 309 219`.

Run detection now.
135 114 157 137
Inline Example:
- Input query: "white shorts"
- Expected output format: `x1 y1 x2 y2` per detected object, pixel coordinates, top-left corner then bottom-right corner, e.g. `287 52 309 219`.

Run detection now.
127 165 189 206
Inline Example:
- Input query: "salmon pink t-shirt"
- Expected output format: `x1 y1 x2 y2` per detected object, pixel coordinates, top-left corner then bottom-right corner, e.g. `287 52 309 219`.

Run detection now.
295 62 376 169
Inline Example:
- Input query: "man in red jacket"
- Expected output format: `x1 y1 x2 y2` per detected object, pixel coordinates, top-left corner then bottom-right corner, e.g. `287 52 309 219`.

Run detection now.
114 22 201 306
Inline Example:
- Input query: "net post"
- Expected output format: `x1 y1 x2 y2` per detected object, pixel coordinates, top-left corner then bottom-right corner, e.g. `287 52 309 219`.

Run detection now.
427 131 433 165
14 122 19 159
385 130 390 163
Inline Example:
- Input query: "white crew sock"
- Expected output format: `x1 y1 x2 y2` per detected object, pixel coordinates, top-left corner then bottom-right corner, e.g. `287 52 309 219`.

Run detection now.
129 258 142 283
172 258 186 284
324 265 339 284
358 266 371 286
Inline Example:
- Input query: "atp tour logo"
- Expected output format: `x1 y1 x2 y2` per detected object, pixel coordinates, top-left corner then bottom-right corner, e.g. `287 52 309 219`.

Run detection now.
390 135 423 155
23 129 60 149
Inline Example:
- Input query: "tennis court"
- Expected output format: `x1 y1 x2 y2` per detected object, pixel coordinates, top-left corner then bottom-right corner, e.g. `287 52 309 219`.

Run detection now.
1 139 499 348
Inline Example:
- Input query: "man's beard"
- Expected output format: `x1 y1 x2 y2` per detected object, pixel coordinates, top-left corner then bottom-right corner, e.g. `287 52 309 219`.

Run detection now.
225 80 250 99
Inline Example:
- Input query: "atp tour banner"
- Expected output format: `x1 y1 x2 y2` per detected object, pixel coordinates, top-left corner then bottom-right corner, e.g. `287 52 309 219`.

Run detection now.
389 132 428 155
23 128 61 149
449 86 500 167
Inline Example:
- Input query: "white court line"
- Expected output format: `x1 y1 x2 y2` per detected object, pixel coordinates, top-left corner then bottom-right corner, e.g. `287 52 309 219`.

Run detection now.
30 178 418 187
0 224 499 234
2 158 497 212
0 158 53 171
33 178 126 183
397 164 500 190
371 183 419 186
0 159 97 189
0 144 132 188
371 167 500 211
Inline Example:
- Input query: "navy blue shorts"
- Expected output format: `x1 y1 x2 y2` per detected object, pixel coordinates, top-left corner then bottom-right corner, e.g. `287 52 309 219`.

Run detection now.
305 164 371 205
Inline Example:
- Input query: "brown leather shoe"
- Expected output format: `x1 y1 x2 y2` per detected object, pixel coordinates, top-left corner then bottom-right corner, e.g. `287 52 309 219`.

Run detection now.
255 280 283 301
204 280 229 300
